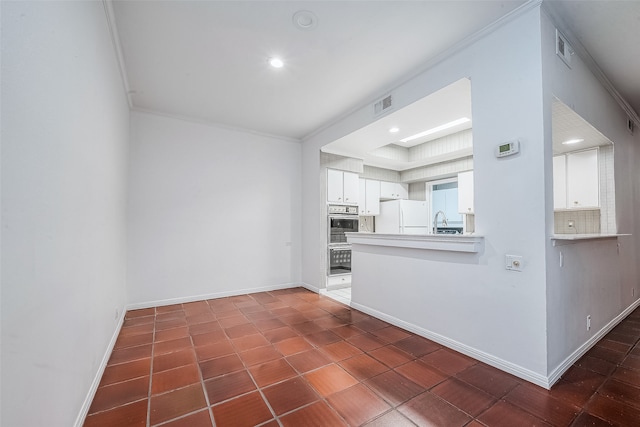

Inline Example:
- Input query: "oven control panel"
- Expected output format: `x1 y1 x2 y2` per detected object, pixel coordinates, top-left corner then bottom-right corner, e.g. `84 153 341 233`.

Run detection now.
328 205 358 215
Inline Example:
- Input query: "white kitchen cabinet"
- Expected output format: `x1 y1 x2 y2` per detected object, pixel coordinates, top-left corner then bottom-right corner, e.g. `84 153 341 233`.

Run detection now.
567 149 599 208
380 181 408 200
327 169 359 204
553 155 567 209
457 171 474 214
553 149 599 209
358 179 380 215
343 172 359 204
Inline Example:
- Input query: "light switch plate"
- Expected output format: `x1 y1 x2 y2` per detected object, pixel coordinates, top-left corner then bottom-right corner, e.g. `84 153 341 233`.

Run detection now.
506 255 523 272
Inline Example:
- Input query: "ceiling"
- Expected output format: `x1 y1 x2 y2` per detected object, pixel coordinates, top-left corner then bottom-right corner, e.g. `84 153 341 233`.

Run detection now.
112 0 639 153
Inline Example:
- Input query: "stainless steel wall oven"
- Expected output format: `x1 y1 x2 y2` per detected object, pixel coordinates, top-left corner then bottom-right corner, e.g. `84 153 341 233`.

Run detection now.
327 204 358 277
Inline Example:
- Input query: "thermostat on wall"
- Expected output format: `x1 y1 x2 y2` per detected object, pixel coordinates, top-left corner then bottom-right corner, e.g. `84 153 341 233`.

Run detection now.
495 140 520 158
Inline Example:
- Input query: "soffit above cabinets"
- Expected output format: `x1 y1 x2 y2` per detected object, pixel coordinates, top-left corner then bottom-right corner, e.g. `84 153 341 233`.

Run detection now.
552 98 613 155
321 78 473 171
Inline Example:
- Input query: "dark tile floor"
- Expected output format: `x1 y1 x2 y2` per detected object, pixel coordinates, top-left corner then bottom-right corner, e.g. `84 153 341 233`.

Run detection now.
84 288 640 426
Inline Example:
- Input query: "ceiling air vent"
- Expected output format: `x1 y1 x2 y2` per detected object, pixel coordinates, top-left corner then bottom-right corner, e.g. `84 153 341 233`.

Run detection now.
556 29 573 68
373 94 393 117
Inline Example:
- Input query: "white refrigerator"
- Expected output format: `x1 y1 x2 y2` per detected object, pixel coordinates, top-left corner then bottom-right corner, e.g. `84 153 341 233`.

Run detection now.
375 200 430 234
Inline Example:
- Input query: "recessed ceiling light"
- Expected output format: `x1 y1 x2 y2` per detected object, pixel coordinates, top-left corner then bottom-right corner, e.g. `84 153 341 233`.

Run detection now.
293 10 318 31
389 127 400 133
400 118 470 143
268 57 284 68
562 138 584 145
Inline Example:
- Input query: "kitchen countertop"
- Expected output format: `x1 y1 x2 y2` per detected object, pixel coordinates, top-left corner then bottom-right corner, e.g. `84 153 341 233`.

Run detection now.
346 232 484 253
551 233 631 246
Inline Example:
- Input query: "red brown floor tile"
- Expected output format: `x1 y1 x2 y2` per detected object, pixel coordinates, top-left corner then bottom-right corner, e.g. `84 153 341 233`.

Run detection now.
305 364 359 397
327 383 391 426
286 348 332 373
279 401 348 427
151 363 200 395
85 289 640 427
431 377 495 417
204 369 256 405
362 409 416 426
239 345 283 367
211 391 273 427
262 376 320 415
476 400 553 426
503 383 580 426
339 353 389 381
199 353 244 379
89 376 149 414
159 409 213 427
84 399 147 427
398 391 472 426
99 358 151 387
365 370 426 407
248 358 297 387
149 383 207 425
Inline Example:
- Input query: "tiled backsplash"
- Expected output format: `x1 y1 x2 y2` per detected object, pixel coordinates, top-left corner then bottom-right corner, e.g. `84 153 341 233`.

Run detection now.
554 209 601 234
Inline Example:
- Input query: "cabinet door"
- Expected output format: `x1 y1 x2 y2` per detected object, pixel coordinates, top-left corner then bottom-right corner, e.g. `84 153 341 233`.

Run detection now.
457 171 474 214
342 172 359 204
553 155 567 209
396 183 408 199
380 182 408 199
567 149 599 208
358 179 366 213
327 169 344 203
364 180 381 215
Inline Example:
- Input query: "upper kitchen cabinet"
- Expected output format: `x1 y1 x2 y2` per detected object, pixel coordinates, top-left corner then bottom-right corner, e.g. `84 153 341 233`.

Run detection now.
380 181 408 200
359 179 381 215
457 171 474 214
327 169 359 204
553 149 599 209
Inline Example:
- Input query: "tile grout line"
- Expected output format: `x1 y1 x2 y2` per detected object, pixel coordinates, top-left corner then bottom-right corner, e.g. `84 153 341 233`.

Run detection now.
146 307 158 427
198 302 218 427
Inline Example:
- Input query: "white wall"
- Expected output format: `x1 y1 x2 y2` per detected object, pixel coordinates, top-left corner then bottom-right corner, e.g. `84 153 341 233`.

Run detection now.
127 112 302 306
541 7 640 377
303 4 550 382
1 2 130 426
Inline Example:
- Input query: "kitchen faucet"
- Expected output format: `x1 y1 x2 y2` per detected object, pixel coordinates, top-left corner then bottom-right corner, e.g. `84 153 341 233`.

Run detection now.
433 210 448 234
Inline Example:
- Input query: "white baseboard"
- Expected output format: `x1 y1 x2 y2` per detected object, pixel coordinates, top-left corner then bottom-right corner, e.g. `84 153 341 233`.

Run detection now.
547 297 640 387
300 282 321 294
350 301 551 389
126 282 304 310
74 306 126 427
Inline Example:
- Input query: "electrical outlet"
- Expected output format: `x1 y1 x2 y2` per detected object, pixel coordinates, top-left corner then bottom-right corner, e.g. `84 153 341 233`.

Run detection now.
505 255 523 272
587 315 591 331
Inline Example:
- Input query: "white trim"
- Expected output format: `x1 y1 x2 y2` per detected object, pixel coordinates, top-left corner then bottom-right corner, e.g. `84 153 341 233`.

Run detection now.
131 107 301 144
541 3 640 126
102 0 132 108
350 301 551 389
547 297 640 387
300 281 321 295
347 232 483 253
73 307 126 427
126 282 303 311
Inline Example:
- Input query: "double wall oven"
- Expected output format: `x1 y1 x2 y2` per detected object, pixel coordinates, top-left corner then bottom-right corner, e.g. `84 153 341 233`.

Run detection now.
327 205 358 277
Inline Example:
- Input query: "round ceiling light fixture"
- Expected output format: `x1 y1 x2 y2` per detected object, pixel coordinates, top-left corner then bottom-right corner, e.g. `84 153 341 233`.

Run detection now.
268 57 284 68
389 127 400 133
293 10 318 31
